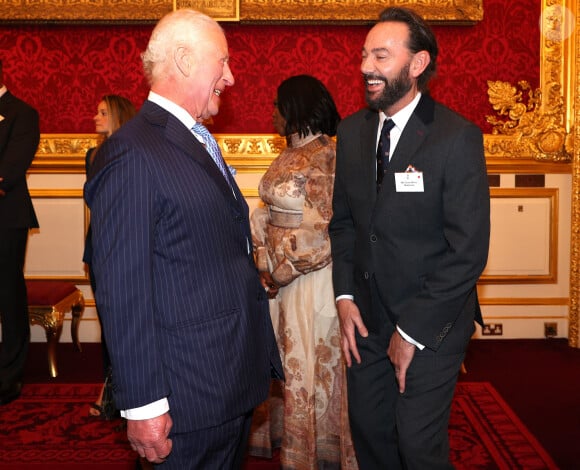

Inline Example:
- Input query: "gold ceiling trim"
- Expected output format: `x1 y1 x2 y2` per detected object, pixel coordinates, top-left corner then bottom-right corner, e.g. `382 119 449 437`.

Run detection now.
0 0 480 24
0 0 240 24
240 0 483 24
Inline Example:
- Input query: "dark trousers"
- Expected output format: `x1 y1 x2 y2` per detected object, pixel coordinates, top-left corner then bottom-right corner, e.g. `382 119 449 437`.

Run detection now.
0 228 30 390
347 321 467 470
154 410 253 470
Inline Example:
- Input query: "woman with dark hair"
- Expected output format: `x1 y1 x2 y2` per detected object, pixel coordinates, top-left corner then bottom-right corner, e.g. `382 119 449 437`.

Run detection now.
85 95 136 419
249 75 357 469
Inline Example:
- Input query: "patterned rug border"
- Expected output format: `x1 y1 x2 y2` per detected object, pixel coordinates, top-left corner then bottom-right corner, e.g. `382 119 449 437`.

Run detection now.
0 382 559 469
452 382 558 469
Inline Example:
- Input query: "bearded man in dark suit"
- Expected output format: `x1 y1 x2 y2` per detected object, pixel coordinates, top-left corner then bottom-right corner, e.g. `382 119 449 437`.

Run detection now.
84 9 282 469
0 59 40 406
329 7 490 470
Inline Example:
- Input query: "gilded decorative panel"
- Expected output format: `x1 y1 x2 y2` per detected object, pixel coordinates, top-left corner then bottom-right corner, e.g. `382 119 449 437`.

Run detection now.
0 0 480 24
241 0 483 24
0 0 239 23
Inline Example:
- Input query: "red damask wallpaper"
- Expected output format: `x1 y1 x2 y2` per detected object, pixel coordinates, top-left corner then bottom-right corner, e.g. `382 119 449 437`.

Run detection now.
0 0 539 135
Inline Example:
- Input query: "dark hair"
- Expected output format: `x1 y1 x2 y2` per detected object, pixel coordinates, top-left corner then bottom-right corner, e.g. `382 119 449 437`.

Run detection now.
276 75 341 138
378 7 438 91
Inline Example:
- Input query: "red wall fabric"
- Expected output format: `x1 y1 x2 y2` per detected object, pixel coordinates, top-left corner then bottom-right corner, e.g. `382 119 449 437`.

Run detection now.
0 0 539 135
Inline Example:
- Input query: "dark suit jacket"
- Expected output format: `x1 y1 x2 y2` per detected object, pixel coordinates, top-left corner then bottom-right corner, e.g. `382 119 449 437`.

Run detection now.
82 147 95 265
330 94 490 353
84 100 282 433
0 90 40 228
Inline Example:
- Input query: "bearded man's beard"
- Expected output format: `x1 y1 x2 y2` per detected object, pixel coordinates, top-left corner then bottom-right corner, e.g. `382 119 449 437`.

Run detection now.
365 63 412 112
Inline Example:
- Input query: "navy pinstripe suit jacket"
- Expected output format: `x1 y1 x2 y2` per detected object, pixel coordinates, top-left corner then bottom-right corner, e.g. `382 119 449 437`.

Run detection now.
84 100 282 432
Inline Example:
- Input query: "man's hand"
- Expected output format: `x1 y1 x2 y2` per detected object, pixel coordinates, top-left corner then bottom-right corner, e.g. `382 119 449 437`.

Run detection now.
259 271 279 299
127 413 173 464
336 298 368 367
387 330 416 394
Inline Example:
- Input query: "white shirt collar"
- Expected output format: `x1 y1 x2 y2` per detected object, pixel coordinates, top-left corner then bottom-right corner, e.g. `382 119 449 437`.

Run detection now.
147 91 197 129
379 92 422 131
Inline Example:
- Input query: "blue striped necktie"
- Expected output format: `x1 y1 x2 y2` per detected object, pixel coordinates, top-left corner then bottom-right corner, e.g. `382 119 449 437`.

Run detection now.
192 122 230 182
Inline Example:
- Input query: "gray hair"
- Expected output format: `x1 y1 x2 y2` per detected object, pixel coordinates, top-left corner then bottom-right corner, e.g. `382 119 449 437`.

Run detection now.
141 9 221 86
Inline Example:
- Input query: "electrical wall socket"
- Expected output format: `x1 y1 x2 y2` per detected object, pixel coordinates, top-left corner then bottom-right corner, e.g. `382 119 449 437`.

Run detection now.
481 323 503 336
544 322 558 338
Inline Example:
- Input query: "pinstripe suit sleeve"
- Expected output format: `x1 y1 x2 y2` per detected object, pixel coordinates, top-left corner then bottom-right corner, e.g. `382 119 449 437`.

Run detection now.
85 136 168 410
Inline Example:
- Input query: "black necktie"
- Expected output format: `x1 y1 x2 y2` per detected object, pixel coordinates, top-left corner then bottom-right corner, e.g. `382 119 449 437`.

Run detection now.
376 119 395 191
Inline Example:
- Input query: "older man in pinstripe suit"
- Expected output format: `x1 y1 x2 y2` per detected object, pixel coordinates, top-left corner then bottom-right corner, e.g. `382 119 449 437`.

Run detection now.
84 10 282 469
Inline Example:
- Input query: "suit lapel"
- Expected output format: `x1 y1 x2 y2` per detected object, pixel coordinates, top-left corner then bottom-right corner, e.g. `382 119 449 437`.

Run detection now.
387 94 434 174
361 111 381 202
141 101 238 202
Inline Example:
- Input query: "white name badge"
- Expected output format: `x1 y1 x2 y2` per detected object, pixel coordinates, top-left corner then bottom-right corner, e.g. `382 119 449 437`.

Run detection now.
395 172 424 192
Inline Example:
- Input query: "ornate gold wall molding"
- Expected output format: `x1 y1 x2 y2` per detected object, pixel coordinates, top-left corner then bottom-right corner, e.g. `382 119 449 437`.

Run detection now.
240 0 483 24
483 2 573 166
0 0 240 23
31 131 575 175
568 0 580 347
485 80 571 163
0 0 481 24
31 133 288 173
33 134 97 173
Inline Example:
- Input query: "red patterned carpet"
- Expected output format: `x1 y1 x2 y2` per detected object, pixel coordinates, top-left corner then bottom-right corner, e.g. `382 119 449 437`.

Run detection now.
0 382 557 469
0 383 134 470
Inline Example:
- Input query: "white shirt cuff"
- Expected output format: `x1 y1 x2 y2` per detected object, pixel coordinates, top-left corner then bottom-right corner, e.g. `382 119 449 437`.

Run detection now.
336 294 354 302
397 326 425 350
120 398 170 420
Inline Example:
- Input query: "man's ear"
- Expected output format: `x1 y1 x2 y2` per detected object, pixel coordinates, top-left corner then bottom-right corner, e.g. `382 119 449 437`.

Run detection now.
174 46 191 77
410 50 430 78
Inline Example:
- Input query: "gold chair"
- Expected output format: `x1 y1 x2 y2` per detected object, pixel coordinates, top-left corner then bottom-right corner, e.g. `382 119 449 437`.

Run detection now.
26 280 84 377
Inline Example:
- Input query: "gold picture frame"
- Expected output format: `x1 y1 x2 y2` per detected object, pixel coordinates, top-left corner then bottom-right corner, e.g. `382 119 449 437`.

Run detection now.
479 188 558 285
26 189 90 283
0 0 480 24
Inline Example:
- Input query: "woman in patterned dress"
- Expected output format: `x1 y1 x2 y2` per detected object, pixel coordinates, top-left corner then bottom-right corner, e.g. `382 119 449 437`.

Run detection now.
249 75 358 469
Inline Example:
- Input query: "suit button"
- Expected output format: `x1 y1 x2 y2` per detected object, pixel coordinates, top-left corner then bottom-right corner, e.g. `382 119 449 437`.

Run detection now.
370 234 377 242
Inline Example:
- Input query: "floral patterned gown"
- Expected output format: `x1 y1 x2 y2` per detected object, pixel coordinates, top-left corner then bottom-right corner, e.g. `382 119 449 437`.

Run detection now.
249 133 358 470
